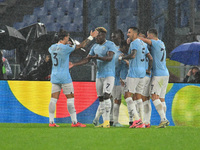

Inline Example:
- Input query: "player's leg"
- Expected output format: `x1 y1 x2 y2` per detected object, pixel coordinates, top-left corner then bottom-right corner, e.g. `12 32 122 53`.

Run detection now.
113 85 123 127
63 83 86 127
151 76 168 128
142 76 152 128
159 76 170 126
49 83 61 127
122 79 133 125
110 95 114 126
135 78 145 121
102 76 115 128
125 77 142 128
93 78 104 126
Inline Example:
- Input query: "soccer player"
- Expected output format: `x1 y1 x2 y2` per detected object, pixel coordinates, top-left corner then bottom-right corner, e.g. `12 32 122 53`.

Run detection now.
70 27 118 128
139 28 170 128
48 29 98 127
110 29 125 127
118 27 152 128
142 46 152 128
113 41 129 127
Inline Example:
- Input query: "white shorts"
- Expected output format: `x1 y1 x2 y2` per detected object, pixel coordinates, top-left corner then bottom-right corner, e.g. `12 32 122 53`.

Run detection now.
96 76 115 97
126 77 145 94
142 76 151 97
151 76 169 98
51 83 74 95
112 85 122 100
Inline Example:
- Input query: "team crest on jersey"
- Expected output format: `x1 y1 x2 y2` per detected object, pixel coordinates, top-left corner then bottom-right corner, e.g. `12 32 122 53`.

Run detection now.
102 46 106 50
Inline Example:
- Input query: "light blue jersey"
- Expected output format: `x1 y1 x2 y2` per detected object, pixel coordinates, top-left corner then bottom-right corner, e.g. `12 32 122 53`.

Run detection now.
120 57 129 80
114 49 122 86
89 40 117 78
127 39 149 78
150 39 169 76
48 43 75 84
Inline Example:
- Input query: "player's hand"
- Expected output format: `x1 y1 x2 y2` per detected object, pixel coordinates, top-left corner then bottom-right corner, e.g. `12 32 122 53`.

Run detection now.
120 78 125 87
146 70 151 75
127 38 131 45
69 62 74 69
187 69 192 76
91 54 99 59
90 30 98 38
118 53 124 62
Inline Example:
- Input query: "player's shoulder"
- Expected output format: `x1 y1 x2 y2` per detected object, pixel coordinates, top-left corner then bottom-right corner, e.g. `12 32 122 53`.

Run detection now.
105 40 115 46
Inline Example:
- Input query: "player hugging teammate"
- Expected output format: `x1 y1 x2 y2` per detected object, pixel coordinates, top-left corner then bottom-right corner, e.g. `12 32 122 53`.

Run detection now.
52 26 170 128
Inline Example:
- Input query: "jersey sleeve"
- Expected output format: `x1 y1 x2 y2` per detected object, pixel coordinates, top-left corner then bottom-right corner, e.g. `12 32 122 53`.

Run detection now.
129 40 138 53
107 42 117 53
150 40 156 48
66 44 76 53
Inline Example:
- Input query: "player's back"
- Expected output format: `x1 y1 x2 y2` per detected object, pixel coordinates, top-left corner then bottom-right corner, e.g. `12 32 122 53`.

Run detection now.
150 40 169 76
49 43 75 84
128 39 147 78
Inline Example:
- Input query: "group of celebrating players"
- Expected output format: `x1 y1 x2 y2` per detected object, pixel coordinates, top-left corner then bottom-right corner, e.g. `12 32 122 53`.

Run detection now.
48 26 169 128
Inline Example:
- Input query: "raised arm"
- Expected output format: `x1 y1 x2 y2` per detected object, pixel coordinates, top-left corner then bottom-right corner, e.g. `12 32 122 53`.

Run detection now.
75 30 98 50
138 37 152 46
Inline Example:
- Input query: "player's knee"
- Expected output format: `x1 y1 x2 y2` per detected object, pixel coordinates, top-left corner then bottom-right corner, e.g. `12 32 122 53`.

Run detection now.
114 99 121 105
103 92 111 100
98 96 104 102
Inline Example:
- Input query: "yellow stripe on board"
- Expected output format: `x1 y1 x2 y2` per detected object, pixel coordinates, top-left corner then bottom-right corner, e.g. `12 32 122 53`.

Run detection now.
7 81 53 117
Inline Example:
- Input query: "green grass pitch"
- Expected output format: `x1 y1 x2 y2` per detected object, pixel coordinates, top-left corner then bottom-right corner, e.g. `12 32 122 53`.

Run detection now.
0 123 200 150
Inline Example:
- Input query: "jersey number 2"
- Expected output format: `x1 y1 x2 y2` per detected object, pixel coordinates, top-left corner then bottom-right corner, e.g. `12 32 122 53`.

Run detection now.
53 53 58 66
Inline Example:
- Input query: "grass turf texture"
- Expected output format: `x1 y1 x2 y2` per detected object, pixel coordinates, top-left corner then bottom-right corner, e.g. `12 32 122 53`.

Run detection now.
0 124 200 150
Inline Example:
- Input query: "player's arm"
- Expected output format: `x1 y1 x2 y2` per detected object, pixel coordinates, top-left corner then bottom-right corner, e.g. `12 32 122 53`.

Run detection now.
119 49 136 60
75 30 98 50
138 37 152 46
146 53 153 74
69 55 92 69
93 51 114 62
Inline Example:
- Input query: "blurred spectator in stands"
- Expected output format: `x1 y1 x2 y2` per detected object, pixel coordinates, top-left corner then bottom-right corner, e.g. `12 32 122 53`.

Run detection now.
183 66 200 83
0 50 12 79
26 55 52 81
0 51 3 79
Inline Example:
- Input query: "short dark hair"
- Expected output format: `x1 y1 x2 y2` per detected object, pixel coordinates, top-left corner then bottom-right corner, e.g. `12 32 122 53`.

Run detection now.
148 28 158 37
128 27 140 35
58 30 69 40
114 29 124 40
192 66 199 71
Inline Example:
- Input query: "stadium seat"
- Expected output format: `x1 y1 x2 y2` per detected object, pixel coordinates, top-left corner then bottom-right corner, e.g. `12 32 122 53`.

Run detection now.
45 23 61 32
33 7 47 17
73 16 83 25
51 7 65 18
13 22 26 30
23 15 37 25
44 0 58 10
57 15 72 25
39 15 56 24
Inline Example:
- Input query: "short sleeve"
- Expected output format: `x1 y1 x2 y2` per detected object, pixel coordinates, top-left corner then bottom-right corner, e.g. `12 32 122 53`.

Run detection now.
107 42 117 53
130 40 138 51
66 44 75 53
